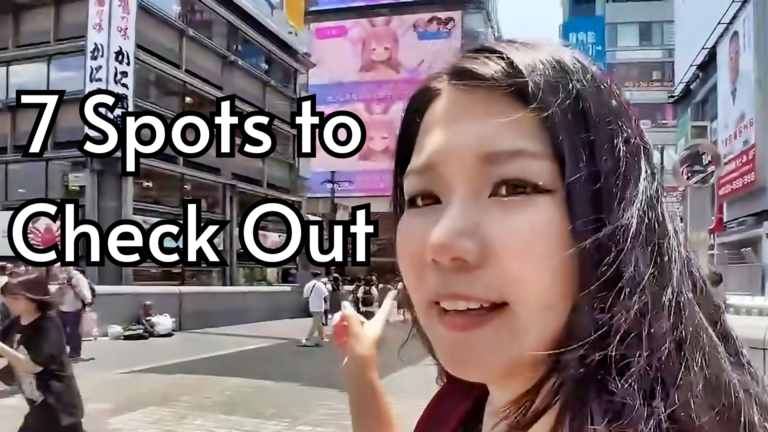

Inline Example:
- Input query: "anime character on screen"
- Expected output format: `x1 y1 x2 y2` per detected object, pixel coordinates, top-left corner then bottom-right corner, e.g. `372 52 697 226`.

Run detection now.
357 101 399 164
412 15 455 41
358 17 403 81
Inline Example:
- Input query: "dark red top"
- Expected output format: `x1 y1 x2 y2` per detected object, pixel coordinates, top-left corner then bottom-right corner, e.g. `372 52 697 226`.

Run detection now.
414 376 489 432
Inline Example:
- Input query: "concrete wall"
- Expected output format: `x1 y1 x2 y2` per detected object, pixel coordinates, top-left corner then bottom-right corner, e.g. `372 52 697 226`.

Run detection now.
90 285 307 335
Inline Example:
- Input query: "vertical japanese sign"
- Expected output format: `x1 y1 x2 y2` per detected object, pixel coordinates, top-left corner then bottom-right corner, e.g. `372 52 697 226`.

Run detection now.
84 0 111 135
108 0 137 126
562 16 606 70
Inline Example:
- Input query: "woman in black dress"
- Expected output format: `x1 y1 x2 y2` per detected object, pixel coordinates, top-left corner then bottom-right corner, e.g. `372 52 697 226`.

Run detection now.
0 273 85 432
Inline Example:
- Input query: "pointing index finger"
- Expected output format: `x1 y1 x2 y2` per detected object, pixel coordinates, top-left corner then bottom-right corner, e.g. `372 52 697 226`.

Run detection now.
367 291 398 334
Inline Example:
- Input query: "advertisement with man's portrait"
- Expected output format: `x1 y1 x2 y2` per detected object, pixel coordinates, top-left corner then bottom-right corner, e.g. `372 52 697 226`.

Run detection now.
716 2 757 199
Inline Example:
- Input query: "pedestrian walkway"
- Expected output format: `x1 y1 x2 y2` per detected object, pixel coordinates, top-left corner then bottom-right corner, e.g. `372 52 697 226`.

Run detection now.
0 318 437 432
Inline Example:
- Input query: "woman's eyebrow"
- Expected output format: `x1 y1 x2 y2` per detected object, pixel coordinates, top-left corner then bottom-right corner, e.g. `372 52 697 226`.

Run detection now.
479 148 551 165
404 148 551 180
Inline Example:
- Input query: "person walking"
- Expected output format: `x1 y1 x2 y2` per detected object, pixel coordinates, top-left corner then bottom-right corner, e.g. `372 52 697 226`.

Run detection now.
0 273 85 432
54 268 92 362
300 270 327 347
356 275 379 321
0 264 11 326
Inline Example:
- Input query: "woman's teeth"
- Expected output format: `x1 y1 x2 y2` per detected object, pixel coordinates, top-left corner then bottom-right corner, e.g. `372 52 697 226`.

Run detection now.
439 300 494 311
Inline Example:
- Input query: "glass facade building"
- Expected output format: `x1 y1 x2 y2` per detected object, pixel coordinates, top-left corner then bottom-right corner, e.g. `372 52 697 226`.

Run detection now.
0 0 312 286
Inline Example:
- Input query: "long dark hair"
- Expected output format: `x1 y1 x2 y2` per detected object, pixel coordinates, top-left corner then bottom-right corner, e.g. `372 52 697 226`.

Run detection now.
393 41 768 431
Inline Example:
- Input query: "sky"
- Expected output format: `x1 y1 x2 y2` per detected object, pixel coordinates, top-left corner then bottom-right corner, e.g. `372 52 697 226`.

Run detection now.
498 0 563 42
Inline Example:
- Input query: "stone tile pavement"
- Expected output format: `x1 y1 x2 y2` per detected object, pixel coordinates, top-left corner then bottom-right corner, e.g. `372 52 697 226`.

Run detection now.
0 318 439 432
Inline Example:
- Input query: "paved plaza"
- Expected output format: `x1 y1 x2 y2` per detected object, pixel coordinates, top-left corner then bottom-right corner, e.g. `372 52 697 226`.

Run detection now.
0 319 439 432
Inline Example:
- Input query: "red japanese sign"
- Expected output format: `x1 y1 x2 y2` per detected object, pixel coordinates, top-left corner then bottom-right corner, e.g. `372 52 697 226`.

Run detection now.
717 143 757 199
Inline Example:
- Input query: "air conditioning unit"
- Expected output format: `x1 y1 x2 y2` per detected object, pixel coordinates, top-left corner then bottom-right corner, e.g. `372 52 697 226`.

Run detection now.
689 122 711 141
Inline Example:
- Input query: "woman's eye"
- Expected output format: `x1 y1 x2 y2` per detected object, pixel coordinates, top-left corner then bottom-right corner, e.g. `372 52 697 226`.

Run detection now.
406 193 441 209
489 179 549 198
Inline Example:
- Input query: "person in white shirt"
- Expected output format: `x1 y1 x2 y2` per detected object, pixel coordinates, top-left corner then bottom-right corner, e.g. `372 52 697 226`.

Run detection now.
301 270 328 347
54 267 92 361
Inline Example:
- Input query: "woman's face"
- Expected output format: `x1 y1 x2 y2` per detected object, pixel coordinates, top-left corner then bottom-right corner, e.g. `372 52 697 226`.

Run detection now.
397 87 578 388
3 294 35 316
369 41 392 63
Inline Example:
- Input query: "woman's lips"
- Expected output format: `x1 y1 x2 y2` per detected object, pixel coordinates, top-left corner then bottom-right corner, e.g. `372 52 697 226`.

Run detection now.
434 298 509 333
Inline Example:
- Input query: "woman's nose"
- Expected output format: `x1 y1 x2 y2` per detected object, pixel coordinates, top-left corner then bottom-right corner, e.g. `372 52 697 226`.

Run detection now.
426 206 484 270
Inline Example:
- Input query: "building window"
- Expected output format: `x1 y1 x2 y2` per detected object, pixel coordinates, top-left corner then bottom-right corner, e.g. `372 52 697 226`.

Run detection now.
224 65 265 108
0 111 9 155
607 62 673 88
0 66 6 100
179 0 229 48
237 191 265 219
47 159 87 200
184 39 223 86
274 129 294 160
144 0 182 20
134 166 183 208
8 61 48 94
265 157 292 194
136 8 182 65
266 57 295 90
7 162 46 201
630 103 676 128
182 176 223 214
17 6 53 47
55 0 88 41
134 63 184 112
53 100 84 150
607 22 673 48
230 32 296 91
266 87 291 120
183 86 216 116
0 15 10 50
638 22 662 46
49 54 85 92
13 108 42 154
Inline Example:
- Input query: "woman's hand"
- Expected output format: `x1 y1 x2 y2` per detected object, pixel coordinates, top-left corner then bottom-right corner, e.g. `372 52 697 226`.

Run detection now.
333 291 397 378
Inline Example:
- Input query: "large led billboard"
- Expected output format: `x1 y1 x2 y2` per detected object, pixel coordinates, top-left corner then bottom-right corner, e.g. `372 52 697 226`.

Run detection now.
306 12 462 197
308 0 417 12
715 2 756 200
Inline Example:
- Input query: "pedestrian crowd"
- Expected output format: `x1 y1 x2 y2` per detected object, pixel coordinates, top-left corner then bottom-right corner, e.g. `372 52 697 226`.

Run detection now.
300 270 407 348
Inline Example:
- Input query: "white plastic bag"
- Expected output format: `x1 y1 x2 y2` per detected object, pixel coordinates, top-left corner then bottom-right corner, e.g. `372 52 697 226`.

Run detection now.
107 325 124 340
152 314 173 335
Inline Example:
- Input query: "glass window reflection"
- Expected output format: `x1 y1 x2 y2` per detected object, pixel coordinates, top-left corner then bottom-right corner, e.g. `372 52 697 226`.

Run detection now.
183 268 222 286
55 0 88 40
182 176 223 214
134 64 184 112
8 162 46 201
17 7 53 46
9 62 48 94
184 86 216 115
133 266 183 286
237 192 265 219
48 159 87 200
50 55 85 92
0 66 6 100
145 0 182 20
180 0 229 47
133 166 183 208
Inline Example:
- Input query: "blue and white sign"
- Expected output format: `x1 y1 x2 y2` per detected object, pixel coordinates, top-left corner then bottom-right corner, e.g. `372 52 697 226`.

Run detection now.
562 16 606 70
